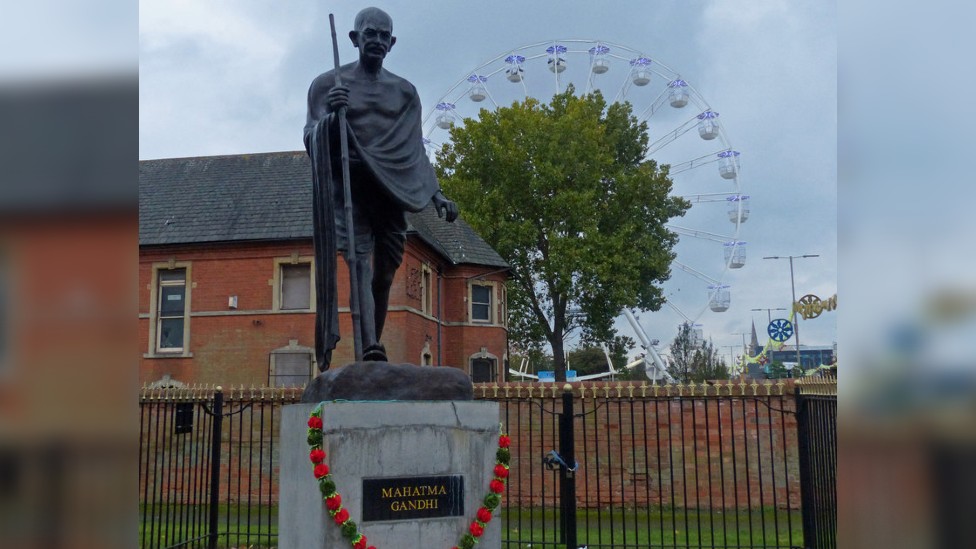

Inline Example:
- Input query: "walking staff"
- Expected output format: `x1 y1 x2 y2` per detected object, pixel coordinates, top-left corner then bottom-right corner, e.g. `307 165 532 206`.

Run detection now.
328 13 364 362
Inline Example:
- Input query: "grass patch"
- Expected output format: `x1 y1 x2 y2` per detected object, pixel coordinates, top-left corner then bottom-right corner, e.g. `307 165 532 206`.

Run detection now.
140 503 278 548
503 506 804 548
140 504 802 548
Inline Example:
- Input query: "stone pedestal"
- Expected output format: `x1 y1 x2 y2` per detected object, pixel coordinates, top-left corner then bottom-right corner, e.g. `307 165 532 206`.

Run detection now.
279 401 501 548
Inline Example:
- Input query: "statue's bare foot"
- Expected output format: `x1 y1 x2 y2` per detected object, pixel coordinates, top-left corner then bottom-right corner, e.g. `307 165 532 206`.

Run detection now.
362 343 388 362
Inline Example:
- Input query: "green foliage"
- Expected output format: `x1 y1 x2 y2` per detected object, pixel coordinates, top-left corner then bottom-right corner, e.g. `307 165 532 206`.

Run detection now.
567 335 636 377
509 348 553 376
306 430 322 446
496 448 511 465
566 346 608 375
437 86 688 381
765 360 803 379
319 478 336 496
484 493 502 510
666 323 730 383
459 533 477 549
340 521 358 540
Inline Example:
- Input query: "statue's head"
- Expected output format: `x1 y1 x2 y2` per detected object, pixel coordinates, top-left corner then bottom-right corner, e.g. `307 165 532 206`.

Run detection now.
350 7 396 65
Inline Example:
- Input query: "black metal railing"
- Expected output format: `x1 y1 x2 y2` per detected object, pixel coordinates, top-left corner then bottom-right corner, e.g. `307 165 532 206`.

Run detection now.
139 379 835 549
484 381 806 549
139 386 302 549
795 380 837 549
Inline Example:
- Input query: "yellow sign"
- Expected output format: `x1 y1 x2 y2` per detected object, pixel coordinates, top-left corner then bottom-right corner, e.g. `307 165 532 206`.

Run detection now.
793 293 837 320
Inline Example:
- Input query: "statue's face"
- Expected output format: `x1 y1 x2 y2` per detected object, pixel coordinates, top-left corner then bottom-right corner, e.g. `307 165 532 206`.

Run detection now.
353 12 395 63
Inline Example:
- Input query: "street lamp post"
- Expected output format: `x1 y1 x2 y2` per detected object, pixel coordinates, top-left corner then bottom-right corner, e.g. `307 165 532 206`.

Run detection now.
732 331 749 355
721 345 739 378
762 254 819 371
751 307 787 325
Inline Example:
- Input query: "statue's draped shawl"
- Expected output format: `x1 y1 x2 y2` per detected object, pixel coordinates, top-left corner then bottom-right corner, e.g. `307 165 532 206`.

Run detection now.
304 64 440 368
307 118 340 370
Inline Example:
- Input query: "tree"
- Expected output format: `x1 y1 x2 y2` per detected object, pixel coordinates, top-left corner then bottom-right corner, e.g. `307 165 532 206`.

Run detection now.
566 335 638 378
566 346 607 376
666 323 730 383
436 87 689 381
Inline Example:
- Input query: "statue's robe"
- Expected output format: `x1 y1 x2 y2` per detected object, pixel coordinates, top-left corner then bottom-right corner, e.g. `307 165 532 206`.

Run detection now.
304 63 439 369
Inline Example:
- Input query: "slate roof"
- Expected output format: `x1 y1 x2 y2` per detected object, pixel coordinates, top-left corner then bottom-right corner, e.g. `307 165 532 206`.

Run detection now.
139 151 508 268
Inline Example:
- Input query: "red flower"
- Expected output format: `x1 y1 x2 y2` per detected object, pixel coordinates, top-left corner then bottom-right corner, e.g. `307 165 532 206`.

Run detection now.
309 448 326 463
477 507 492 523
470 521 484 537
489 479 505 494
333 508 349 525
494 464 509 478
353 535 367 549
308 416 323 429
313 463 330 478
326 494 342 511
498 434 511 448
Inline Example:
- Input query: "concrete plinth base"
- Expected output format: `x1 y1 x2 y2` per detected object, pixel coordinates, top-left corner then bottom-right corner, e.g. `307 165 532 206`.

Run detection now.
279 401 501 549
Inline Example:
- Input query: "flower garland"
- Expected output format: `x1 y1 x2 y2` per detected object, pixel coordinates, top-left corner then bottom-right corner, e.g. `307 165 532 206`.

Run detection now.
306 403 511 549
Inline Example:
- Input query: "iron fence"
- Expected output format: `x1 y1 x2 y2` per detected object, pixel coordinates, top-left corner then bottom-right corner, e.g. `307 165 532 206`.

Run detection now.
795 381 837 549
139 379 835 548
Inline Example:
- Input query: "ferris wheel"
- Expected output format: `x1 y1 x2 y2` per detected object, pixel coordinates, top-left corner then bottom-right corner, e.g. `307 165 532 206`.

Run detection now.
422 39 749 341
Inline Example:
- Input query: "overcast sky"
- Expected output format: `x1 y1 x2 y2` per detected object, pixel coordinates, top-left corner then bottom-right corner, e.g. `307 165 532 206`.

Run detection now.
139 0 837 363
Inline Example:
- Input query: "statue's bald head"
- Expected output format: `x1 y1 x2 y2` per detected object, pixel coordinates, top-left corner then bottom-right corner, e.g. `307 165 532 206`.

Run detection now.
354 7 392 31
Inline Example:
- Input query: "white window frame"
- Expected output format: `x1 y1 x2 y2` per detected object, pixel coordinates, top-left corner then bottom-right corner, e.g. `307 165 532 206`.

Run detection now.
272 256 315 312
148 261 192 356
468 281 496 324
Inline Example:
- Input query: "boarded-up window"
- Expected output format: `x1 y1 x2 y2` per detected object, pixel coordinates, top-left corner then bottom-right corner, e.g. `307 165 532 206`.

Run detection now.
280 263 311 310
270 350 313 387
471 358 495 383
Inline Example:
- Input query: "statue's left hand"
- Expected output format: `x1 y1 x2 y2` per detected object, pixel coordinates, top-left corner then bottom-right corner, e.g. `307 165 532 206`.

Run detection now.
433 191 458 223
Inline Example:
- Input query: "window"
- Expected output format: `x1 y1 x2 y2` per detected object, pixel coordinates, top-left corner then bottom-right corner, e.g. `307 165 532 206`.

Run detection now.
156 268 187 352
471 358 495 382
470 283 493 323
280 263 311 310
421 265 433 316
273 257 314 312
269 340 315 386
500 284 508 327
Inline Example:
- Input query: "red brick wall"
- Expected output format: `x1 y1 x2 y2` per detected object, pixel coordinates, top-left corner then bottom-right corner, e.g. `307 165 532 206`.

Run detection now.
480 381 802 510
139 238 509 386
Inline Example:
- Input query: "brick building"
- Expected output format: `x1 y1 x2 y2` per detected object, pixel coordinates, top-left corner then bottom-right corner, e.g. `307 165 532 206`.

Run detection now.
139 152 509 388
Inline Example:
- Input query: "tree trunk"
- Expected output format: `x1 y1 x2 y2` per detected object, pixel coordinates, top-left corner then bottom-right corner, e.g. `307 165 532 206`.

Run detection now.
551 333 566 382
